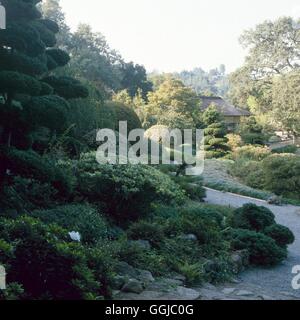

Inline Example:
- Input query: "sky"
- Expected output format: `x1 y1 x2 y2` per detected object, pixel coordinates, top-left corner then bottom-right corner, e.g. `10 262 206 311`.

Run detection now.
60 0 300 74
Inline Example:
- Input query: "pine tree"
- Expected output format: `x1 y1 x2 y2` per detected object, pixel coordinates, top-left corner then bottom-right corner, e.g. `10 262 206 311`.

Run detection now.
0 0 88 188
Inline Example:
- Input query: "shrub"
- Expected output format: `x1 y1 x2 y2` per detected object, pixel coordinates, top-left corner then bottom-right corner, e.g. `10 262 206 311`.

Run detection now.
230 203 275 232
263 224 295 248
31 204 109 245
232 145 271 161
262 154 300 199
228 229 287 266
127 221 165 247
226 134 243 151
272 145 298 154
105 101 142 132
0 216 114 300
4 148 74 197
171 175 206 201
76 153 186 224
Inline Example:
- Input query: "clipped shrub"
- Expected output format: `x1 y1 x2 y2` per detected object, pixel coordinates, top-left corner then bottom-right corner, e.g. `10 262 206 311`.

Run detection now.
226 134 243 151
263 224 295 248
105 101 142 132
262 154 300 199
31 204 109 244
76 153 186 224
230 203 275 232
228 228 287 266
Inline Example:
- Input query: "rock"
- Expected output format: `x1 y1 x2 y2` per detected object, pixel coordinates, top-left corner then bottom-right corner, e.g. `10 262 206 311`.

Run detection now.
230 250 249 273
111 275 127 290
258 295 274 300
222 288 236 295
235 290 254 297
173 274 186 283
121 279 144 294
138 270 155 284
115 262 137 278
267 195 282 205
148 278 184 291
129 240 151 250
163 287 201 300
181 234 198 241
204 259 218 273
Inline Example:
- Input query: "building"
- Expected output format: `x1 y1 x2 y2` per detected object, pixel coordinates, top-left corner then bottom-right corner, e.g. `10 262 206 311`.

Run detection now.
200 96 251 130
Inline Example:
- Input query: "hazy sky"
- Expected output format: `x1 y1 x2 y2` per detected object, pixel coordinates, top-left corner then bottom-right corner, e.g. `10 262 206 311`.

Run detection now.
60 0 300 73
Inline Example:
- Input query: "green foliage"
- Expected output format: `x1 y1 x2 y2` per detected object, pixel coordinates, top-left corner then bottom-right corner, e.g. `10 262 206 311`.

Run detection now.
263 224 295 248
30 205 109 245
230 203 275 232
238 117 265 145
76 153 186 224
0 216 112 300
204 121 230 159
127 221 165 247
232 145 271 161
228 228 287 266
262 154 300 199
272 145 298 154
106 101 142 132
202 104 223 126
4 148 74 197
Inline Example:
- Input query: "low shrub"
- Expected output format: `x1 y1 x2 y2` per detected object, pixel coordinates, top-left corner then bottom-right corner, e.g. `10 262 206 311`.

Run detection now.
127 221 165 247
76 153 186 224
230 203 275 232
226 134 243 151
263 224 295 248
262 154 300 199
31 204 109 244
232 145 271 161
272 145 298 154
228 228 287 266
0 216 115 300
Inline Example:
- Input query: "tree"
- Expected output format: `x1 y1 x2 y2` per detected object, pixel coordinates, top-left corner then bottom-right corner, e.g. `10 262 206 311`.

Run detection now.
120 62 153 99
272 71 300 138
146 77 201 129
203 107 230 158
240 17 300 79
0 0 87 188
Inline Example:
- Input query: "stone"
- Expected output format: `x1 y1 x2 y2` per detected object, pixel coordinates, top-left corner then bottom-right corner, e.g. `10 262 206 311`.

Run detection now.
173 274 186 283
267 195 282 205
222 288 236 295
137 270 155 284
163 287 201 300
111 275 127 290
181 234 198 241
121 279 144 294
258 295 274 300
230 250 249 273
235 290 254 297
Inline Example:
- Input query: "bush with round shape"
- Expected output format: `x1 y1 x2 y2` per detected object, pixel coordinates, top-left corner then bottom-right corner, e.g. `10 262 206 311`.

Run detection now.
262 154 300 199
232 145 271 161
76 153 186 224
263 224 295 248
230 203 275 232
228 228 287 266
31 205 109 245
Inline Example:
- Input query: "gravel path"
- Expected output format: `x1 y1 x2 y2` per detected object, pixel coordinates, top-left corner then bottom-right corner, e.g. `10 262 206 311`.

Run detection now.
204 188 300 300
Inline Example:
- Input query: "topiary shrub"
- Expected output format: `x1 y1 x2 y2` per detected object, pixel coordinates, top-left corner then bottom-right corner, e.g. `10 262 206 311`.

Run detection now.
263 224 295 248
228 228 287 266
230 203 275 232
76 153 186 224
0 216 115 300
30 204 109 245
105 101 142 132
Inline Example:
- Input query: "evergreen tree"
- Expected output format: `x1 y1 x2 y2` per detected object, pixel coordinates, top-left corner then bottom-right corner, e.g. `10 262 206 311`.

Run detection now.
0 0 87 189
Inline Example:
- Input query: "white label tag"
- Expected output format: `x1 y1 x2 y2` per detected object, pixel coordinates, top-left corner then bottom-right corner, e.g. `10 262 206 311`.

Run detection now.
0 265 6 290
0 4 6 30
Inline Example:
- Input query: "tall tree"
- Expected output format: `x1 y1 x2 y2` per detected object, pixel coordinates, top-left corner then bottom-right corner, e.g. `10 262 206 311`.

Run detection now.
0 0 87 186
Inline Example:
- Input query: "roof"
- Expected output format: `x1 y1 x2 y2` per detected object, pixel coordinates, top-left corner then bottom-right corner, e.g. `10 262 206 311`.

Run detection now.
200 96 251 117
